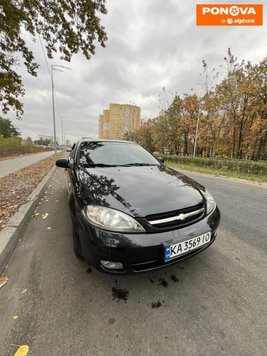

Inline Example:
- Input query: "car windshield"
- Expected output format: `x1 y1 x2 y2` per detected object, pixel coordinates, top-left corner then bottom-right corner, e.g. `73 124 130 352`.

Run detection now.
79 141 161 167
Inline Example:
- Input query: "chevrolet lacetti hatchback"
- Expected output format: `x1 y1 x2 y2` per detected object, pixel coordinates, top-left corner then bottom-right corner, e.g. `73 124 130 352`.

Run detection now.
56 139 220 274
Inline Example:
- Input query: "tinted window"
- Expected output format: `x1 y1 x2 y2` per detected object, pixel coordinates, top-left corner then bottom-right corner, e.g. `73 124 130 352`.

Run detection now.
79 142 160 167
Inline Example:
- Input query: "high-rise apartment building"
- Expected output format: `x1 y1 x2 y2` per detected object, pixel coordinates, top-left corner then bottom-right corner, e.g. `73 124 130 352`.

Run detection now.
98 103 141 139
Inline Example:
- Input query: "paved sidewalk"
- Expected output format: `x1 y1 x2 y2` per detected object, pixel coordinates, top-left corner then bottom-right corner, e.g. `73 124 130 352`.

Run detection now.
0 151 55 178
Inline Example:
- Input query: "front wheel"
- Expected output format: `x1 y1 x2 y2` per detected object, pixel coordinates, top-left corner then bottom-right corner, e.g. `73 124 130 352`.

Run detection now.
72 225 84 260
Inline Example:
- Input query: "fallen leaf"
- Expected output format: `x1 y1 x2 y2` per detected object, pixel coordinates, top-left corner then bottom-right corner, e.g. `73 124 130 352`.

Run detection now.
14 345 29 356
0 153 63 229
42 213 49 219
13 315 18 320
47 227 51 230
21 288 28 294
0 276 9 289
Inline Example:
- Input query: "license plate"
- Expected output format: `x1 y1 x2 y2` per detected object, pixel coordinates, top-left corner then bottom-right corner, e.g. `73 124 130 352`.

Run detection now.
165 232 211 261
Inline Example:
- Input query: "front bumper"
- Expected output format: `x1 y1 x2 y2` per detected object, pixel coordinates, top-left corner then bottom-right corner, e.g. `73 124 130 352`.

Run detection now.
77 206 220 274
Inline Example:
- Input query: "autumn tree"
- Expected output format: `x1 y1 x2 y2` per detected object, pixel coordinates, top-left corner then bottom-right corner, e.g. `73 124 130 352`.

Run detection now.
0 0 107 117
132 119 156 152
200 90 226 157
217 54 244 157
246 58 267 160
167 95 183 154
180 94 201 156
151 113 170 153
197 59 225 157
132 50 266 160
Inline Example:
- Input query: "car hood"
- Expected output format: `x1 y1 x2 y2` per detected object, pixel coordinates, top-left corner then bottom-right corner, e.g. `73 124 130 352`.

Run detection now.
78 165 205 217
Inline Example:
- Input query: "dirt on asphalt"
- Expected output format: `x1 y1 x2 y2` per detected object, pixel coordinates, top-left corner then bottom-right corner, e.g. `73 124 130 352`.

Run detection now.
0 152 63 231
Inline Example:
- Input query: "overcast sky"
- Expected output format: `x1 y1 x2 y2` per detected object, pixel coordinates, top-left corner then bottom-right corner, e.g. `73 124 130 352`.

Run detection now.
10 0 267 143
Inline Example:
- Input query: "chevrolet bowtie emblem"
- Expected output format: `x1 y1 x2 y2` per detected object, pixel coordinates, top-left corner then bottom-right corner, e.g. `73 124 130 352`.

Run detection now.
176 213 187 221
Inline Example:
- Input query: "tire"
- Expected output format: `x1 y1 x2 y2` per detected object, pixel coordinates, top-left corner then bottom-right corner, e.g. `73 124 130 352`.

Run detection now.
72 226 84 260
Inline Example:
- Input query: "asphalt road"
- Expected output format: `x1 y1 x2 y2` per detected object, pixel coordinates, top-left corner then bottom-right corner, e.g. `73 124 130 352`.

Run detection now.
0 151 54 178
0 168 266 356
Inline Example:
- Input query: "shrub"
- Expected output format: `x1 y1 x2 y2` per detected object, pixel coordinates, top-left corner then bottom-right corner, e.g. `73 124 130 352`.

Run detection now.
0 137 51 158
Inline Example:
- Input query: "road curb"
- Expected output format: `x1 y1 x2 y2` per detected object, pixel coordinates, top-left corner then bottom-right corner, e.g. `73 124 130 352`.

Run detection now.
0 166 57 274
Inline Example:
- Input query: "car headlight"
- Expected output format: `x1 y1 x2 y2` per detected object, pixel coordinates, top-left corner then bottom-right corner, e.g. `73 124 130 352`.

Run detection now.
203 190 216 215
82 206 145 233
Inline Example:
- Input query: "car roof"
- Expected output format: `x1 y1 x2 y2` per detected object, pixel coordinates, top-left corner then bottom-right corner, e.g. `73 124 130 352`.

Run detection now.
79 138 136 144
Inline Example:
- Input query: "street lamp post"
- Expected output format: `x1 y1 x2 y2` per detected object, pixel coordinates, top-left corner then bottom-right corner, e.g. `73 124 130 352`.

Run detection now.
193 97 202 157
61 117 64 147
51 65 70 154
193 110 200 157
61 115 73 148
51 67 57 154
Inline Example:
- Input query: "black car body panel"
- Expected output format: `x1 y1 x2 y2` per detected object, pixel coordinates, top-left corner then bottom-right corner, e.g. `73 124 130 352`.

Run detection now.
57 139 221 274
76 207 220 273
79 165 205 217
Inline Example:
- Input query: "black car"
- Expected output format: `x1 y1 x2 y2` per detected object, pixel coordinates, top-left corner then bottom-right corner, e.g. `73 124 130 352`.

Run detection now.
56 139 220 274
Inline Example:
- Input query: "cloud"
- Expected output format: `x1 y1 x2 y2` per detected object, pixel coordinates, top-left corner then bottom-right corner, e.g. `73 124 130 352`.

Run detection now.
6 0 267 143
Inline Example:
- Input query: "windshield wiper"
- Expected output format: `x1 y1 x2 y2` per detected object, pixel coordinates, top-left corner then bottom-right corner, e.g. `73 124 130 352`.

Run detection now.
84 163 118 168
120 163 158 167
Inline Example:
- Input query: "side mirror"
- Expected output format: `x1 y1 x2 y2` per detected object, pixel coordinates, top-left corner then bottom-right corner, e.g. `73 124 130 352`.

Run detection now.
158 157 164 164
56 158 70 168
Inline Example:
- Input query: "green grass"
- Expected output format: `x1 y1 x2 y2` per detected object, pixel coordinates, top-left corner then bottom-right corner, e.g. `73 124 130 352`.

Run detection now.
166 161 267 183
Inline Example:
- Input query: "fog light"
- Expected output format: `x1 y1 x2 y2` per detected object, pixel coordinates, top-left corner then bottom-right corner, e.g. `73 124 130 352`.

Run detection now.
100 260 124 270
